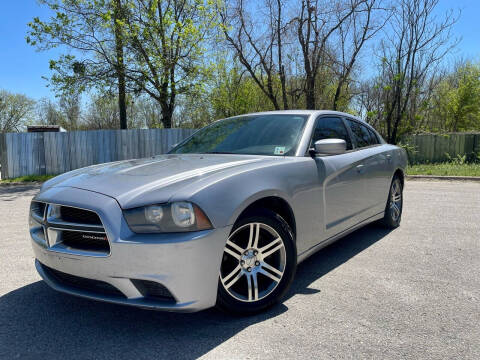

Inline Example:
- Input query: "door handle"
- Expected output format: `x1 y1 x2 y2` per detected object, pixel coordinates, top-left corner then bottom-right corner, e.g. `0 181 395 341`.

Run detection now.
386 154 392 163
356 164 365 174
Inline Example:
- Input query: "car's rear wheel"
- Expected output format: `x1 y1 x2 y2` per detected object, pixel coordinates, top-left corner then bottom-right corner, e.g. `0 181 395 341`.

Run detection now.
216 209 296 315
381 175 403 228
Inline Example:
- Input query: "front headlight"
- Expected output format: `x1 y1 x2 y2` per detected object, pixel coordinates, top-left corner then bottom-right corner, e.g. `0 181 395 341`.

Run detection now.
123 201 213 233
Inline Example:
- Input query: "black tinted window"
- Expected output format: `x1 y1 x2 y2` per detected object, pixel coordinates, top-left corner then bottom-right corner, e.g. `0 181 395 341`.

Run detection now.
367 128 379 145
345 119 374 148
311 117 352 150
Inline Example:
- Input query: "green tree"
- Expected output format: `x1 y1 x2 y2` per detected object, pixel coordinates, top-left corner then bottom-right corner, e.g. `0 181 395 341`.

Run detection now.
434 62 480 132
173 61 276 129
58 92 82 130
27 0 129 128
210 63 275 119
36 98 65 127
28 0 217 129
82 93 144 129
120 0 218 128
0 90 35 132
373 0 458 143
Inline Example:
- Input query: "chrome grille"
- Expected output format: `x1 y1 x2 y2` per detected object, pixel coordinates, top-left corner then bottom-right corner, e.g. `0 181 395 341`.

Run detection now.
29 202 110 256
62 230 109 252
60 206 102 225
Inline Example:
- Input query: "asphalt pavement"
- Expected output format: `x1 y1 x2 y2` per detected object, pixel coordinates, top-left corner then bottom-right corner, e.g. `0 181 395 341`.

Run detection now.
0 180 479 360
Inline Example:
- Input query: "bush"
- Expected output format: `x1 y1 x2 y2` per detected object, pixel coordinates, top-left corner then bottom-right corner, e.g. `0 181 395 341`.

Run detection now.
397 142 418 164
445 152 480 164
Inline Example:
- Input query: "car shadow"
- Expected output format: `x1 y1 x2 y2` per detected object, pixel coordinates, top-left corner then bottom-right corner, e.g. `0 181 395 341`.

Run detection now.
0 223 391 360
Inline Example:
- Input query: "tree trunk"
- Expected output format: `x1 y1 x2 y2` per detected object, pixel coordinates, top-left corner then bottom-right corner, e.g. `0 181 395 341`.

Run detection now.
305 76 316 109
333 85 342 111
390 113 403 144
117 72 127 129
113 0 127 129
161 104 173 128
158 74 175 128
390 126 397 144
276 0 288 110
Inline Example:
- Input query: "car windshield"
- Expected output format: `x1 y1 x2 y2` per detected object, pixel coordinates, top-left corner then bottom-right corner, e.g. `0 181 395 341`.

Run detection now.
170 114 309 156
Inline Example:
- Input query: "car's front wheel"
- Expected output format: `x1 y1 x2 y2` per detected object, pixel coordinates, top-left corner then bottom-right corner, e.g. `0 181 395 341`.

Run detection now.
216 209 296 315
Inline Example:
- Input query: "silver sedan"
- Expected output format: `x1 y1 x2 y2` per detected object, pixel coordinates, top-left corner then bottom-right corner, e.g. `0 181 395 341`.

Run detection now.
29 110 407 314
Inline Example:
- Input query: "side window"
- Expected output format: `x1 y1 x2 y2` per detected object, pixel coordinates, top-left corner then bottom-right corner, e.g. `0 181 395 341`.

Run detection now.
345 119 373 148
311 117 352 150
367 128 380 145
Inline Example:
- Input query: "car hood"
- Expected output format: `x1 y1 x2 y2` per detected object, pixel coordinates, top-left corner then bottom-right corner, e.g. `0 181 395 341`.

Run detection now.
42 154 276 208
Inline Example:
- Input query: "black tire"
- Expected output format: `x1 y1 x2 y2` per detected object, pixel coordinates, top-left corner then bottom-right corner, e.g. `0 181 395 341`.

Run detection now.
216 208 297 315
381 175 403 229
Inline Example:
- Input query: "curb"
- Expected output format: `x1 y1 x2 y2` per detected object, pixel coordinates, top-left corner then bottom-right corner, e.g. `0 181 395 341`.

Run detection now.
406 175 480 182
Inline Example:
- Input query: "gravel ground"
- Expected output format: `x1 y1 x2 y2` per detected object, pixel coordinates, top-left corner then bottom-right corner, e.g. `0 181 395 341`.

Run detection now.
0 181 479 360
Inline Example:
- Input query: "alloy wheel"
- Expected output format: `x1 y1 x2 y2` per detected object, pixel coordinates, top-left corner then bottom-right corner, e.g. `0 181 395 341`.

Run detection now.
220 222 286 302
389 178 402 221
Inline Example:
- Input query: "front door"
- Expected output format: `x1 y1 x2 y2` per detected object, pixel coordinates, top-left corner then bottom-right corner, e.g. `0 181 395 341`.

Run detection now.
309 116 368 238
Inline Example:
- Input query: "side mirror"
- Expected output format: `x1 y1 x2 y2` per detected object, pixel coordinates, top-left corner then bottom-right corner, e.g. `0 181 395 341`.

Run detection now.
312 138 347 155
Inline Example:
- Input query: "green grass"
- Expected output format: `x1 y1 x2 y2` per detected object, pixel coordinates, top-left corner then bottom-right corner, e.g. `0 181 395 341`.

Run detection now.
407 163 480 177
0 174 55 183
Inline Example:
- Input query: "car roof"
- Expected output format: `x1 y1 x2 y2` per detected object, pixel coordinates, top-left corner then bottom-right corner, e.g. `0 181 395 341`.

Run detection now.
233 110 365 122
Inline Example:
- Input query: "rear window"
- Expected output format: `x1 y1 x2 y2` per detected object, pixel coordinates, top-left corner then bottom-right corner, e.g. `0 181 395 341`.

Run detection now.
345 119 377 148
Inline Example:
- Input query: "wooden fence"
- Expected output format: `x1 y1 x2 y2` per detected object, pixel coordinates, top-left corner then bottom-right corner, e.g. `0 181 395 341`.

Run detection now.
0 128 195 179
1 129 479 179
402 133 480 163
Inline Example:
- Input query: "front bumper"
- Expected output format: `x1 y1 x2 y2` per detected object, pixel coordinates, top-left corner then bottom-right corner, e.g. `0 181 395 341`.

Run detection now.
31 186 232 312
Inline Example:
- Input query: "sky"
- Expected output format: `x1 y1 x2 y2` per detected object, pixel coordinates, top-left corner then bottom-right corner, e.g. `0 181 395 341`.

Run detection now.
0 0 479 100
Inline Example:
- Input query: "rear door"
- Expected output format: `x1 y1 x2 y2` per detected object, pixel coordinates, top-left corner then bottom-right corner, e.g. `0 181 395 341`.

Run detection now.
343 118 391 218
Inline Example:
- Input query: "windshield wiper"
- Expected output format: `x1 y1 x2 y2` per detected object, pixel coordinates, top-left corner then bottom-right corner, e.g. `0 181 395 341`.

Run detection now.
203 151 236 154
